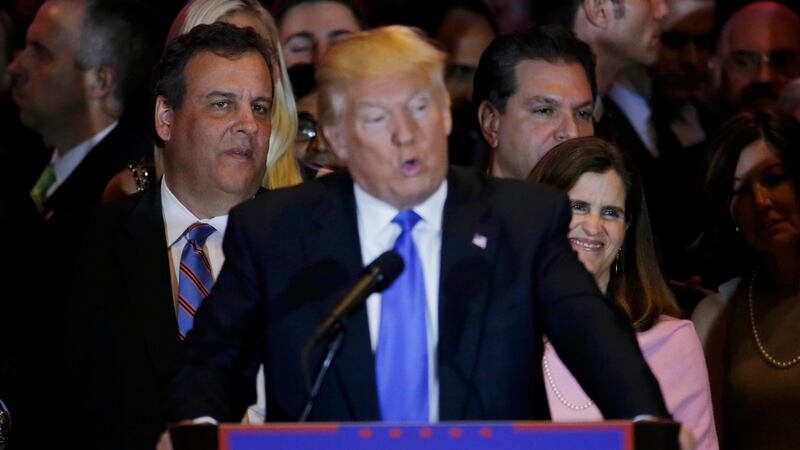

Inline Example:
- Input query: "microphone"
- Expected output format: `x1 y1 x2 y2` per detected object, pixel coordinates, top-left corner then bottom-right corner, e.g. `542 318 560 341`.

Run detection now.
312 250 404 339
299 251 404 421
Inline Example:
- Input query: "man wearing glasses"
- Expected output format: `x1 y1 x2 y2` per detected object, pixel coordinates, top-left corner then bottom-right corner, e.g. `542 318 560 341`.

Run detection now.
711 1 800 112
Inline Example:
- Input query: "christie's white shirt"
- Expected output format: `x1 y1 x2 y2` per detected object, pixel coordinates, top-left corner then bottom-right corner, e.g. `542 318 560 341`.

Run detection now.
160 177 228 307
355 181 447 422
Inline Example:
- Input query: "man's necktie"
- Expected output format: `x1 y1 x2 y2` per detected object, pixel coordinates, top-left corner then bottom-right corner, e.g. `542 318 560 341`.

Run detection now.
177 222 216 340
30 164 55 211
375 210 429 421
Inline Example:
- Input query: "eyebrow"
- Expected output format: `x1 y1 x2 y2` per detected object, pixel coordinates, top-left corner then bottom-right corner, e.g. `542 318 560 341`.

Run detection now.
525 96 560 106
205 91 272 104
206 91 238 101
524 96 593 108
327 29 355 41
356 88 429 110
734 161 784 180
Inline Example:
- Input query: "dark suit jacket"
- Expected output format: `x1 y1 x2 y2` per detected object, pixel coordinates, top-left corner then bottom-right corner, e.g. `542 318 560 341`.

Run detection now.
167 166 669 423
9 121 150 449
63 185 178 450
63 183 262 450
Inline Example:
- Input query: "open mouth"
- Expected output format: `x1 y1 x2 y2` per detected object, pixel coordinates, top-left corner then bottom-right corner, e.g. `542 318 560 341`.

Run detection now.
224 148 253 160
400 158 421 175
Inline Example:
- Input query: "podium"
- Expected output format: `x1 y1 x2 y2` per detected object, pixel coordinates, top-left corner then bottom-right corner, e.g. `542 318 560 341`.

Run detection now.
171 421 680 450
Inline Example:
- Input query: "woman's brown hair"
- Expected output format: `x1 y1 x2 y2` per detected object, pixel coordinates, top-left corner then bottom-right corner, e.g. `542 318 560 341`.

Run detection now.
529 136 680 330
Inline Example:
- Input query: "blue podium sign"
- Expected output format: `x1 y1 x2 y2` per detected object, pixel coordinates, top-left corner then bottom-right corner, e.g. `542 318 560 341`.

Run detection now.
219 421 634 450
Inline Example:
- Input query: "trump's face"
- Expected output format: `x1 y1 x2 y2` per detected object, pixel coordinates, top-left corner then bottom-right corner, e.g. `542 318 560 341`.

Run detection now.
325 71 452 209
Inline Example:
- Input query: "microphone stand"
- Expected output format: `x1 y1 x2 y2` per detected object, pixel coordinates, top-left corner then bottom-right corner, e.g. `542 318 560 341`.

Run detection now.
299 320 346 422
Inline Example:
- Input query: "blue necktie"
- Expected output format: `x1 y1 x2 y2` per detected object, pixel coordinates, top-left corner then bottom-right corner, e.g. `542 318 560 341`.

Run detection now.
177 223 216 340
375 210 429 421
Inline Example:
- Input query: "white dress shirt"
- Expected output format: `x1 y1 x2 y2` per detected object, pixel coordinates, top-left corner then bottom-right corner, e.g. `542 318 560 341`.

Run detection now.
670 102 706 148
354 181 447 422
46 121 117 198
608 82 659 157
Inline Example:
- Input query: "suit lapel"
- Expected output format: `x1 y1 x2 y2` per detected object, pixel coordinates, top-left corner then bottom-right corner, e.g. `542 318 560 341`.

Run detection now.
302 174 381 420
122 186 180 377
438 167 497 420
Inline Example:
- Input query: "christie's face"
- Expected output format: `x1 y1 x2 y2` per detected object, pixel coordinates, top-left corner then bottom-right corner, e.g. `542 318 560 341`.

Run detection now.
730 139 800 257
157 50 273 208
278 1 361 67
490 59 594 180
324 71 452 210
567 170 628 292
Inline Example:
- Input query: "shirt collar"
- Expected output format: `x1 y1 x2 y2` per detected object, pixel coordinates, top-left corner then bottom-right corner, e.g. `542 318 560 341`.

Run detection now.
51 121 118 183
607 82 655 151
354 179 448 242
161 176 228 248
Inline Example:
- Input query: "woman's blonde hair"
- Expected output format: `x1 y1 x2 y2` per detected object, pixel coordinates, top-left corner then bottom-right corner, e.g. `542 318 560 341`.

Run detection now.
169 0 302 189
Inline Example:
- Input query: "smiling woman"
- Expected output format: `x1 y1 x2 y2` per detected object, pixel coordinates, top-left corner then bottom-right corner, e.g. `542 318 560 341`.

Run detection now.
529 136 718 450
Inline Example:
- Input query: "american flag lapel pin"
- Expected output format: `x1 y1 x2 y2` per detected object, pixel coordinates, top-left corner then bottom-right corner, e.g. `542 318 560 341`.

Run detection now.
472 232 487 249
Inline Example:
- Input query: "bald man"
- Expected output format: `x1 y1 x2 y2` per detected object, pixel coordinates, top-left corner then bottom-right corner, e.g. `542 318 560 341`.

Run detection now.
711 1 800 111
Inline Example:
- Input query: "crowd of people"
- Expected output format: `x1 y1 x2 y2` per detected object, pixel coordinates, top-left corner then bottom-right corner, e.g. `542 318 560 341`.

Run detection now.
0 0 799 449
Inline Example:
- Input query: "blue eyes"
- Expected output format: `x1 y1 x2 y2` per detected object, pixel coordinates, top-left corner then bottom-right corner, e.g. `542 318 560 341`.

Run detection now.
570 200 588 212
570 201 624 219
602 207 621 219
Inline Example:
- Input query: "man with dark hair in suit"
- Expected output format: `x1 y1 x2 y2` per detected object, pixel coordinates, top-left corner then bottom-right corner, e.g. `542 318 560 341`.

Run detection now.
160 25 674 447
64 22 276 450
473 25 597 180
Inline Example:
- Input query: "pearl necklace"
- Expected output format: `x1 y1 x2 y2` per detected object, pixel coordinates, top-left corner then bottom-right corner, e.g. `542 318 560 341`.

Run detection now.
748 265 800 369
542 353 594 411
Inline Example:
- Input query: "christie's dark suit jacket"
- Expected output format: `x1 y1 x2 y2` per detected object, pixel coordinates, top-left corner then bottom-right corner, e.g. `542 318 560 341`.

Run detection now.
63 185 180 450
63 184 258 450
168 167 669 423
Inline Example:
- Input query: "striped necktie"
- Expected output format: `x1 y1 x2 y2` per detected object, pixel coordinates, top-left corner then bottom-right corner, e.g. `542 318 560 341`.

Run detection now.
177 222 216 340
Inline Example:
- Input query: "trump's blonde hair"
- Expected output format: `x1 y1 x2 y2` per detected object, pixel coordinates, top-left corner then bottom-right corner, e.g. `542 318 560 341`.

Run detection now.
170 0 302 189
317 25 449 126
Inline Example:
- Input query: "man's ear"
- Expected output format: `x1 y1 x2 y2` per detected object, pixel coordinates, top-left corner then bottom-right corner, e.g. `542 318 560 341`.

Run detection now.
477 100 500 149
84 66 117 99
583 0 611 29
322 123 349 163
154 96 174 143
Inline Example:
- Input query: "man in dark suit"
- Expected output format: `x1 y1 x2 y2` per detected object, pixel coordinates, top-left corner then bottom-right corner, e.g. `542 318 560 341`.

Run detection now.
162 25 670 439
63 23 277 450
4 1 158 448
473 25 597 180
